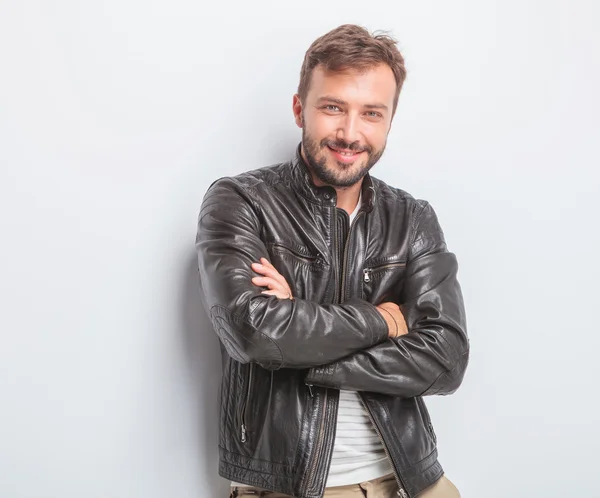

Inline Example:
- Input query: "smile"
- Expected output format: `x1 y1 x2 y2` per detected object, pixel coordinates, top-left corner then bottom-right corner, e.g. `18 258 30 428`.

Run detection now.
327 145 365 163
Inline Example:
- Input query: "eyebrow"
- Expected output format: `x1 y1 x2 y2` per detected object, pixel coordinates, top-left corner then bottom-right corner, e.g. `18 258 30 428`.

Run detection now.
316 96 389 111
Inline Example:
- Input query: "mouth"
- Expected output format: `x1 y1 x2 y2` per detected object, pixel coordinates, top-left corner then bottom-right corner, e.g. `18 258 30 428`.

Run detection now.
326 145 365 164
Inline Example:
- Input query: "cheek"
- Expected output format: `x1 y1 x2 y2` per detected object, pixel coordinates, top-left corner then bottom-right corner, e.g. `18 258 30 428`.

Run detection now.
306 115 338 139
363 126 389 150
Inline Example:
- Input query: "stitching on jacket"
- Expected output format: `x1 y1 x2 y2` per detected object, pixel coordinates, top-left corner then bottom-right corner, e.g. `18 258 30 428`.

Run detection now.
381 402 411 462
408 201 429 260
434 326 461 363
221 468 276 490
219 471 293 497
211 304 285 369
291 389 310 479
399 445 438 469
219 445 294 469
420 349 469 396
242 162 325 208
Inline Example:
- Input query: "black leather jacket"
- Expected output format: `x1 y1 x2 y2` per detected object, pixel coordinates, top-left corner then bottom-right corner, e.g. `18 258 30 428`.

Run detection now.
195 144 469 498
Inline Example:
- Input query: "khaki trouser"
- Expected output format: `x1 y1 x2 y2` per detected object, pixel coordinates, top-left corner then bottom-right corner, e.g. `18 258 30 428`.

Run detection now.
230 472 460 497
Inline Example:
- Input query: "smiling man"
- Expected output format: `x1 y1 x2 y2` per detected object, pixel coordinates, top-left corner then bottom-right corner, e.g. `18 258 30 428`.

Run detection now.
196 24 469 498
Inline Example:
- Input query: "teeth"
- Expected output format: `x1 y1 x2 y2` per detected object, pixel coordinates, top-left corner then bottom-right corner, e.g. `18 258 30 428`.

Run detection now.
329 146 362 156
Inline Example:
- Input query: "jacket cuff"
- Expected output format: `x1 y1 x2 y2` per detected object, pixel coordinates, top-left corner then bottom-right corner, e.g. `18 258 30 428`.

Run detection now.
344 297 390 346
305 364 335 387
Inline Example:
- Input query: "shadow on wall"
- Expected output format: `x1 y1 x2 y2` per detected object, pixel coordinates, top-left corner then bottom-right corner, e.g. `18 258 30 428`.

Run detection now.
181 253 230 498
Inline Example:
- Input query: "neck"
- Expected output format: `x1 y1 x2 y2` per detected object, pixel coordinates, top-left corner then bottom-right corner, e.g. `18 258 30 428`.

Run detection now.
333 184 362 215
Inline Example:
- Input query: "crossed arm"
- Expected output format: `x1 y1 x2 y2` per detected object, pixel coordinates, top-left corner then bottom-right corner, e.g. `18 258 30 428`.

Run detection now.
250 229 468 398
196 178 469 397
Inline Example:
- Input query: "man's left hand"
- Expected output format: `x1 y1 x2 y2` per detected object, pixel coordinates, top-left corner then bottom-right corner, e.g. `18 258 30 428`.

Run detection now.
251 257 294 300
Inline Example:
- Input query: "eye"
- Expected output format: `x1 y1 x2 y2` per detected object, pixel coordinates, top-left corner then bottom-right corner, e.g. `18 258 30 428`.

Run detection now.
323 104 341 112
365 111 383 118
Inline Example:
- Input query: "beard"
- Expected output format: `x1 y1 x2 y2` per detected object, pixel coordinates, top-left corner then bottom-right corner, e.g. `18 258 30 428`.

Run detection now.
301 127 386 188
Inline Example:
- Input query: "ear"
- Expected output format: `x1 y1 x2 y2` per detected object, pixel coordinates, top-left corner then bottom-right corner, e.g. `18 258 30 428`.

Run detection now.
292 94 303 128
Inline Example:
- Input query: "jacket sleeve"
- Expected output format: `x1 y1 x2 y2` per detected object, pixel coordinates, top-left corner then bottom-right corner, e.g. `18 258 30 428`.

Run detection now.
196 177 389 370
304 201 469 397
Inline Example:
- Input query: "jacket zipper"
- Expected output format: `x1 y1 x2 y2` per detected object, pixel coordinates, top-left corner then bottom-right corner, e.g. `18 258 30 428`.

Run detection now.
340 211 365 299
271 243 320 264
304 205 365 495
304 204 341 492
363 261 406 283
304 203 349 494
332 207 340 303
240 363 255 443
359 396 411 498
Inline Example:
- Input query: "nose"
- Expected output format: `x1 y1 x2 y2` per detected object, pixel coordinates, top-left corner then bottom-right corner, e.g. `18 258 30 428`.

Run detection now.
336 112 361 145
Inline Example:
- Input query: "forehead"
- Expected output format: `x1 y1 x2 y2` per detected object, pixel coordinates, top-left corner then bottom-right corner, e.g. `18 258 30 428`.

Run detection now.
307 64 396 106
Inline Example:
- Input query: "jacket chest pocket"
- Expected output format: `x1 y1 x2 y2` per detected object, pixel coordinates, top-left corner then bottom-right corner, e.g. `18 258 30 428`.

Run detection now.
361 257 406 304
265 241 329 300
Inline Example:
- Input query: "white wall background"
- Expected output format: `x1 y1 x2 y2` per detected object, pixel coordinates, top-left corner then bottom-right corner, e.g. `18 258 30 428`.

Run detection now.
1 1 598 497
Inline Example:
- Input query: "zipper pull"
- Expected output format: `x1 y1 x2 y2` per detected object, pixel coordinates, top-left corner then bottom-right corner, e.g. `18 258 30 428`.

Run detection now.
397 488 408 498
307 384 314 398
241 424 247 443
363 268 372 283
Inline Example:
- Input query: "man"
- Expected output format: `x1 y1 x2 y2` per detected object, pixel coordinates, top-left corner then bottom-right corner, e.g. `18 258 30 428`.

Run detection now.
196 24 469 498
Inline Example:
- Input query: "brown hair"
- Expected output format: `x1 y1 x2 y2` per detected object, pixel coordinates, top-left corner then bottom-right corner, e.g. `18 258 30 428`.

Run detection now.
298 24 407 115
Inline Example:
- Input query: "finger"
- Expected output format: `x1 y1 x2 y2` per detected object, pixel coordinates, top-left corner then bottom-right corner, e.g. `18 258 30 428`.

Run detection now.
251 263 288 287
260 257 275 268
252 275 292 297
252 276 288 293
251 262 293 295
251 263 273 275
252 261 279 277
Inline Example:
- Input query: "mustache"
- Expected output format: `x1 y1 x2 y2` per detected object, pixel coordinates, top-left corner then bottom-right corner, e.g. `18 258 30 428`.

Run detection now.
321 139 371 154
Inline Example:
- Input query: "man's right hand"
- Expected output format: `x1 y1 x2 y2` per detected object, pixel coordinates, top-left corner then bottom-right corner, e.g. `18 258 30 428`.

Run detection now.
376 302 408 338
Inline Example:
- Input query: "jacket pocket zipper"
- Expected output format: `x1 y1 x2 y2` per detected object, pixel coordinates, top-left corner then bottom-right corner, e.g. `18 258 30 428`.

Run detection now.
271 243 321 264
363 261 406 283
416 396 436 443
240 363 255 443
